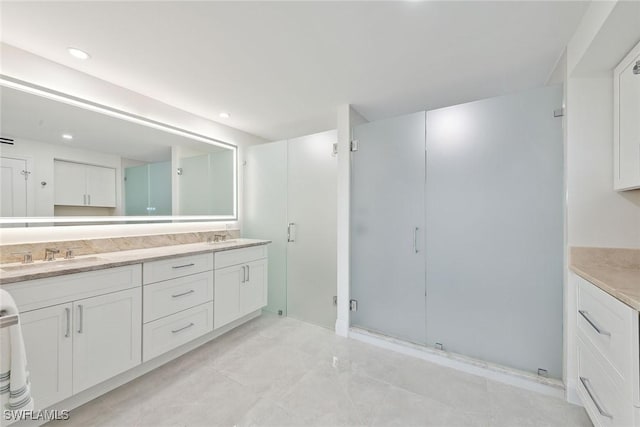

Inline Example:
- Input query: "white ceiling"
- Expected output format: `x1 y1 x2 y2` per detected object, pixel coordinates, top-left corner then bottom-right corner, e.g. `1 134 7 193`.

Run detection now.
0 1 589 141
0 86 226 162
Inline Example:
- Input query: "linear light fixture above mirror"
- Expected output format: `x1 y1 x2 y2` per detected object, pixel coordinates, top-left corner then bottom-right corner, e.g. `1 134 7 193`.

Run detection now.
0 75 238 225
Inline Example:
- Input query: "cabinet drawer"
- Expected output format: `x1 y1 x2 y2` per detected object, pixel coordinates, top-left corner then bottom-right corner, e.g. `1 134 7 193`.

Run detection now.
143 253 213 284
577 277 634 382
143 271 213 323
578 337 634 427
2 264 142 312
142 302 213 362
214 246 267 269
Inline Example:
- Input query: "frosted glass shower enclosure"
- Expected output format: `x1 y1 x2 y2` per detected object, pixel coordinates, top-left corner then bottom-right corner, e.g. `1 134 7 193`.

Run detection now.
124 161 172 215
244 130 337 329
350 86 564 378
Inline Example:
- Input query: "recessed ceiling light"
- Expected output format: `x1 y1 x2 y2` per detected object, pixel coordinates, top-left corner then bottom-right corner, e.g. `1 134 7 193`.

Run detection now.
67 47 91 60
62 134 73 140
219 112 230 119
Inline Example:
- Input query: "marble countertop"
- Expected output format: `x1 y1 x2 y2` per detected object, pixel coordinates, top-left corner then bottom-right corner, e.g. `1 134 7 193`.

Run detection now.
570 247 640 311
0 238 270 285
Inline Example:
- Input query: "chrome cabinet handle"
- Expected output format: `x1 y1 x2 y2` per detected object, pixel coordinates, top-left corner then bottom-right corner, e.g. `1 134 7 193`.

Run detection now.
65 308 71 338
172 263 195 269
413 227 420 253
580 377 613 419
77 305 84 334
241 265 246 283
171 289 195 298
287 223 296 242
578 310 611 336
171 322 194 334
246 265 250 282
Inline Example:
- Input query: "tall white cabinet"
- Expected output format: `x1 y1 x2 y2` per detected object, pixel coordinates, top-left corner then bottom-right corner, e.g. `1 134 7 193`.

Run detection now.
614 40 640 191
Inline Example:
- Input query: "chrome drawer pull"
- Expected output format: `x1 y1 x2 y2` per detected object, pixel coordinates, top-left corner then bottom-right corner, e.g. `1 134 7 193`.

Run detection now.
171 322 195 334
171 289 195 298
77 305 84 334
580 377 613 419
65 308 71 338
172 263 195 269
578 310 611 336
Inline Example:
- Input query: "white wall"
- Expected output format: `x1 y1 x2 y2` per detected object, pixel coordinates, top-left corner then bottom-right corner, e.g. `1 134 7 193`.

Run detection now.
563 0 640 404
0 44 268 243
0 137 122 216
566 77 640 248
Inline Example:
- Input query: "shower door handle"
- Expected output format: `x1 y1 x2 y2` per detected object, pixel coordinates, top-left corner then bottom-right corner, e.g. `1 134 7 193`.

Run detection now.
413 227 420 253
287 223 296 242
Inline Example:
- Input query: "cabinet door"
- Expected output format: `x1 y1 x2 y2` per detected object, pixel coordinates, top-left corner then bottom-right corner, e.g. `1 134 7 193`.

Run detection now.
20 303 73 409
54 160 86 206
73 288 141 393
214 265 242 329
240 259 268 316
616 49 640 190
85 164 116 207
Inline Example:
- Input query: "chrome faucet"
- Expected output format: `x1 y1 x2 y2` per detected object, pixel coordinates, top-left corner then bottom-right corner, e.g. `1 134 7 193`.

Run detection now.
12 251 33 264
44 248 60 261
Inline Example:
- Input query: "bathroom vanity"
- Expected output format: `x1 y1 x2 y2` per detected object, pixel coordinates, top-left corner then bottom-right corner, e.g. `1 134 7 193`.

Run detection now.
0 239 269 414
570 248 640 427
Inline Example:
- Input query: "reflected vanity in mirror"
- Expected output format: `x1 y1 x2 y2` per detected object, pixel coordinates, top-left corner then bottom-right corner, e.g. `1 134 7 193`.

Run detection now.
0 78 237 225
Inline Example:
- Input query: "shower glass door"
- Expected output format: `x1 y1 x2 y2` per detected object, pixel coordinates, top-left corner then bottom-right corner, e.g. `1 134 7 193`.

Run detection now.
243 141 288 316
286 130 338 329
350 112 426 344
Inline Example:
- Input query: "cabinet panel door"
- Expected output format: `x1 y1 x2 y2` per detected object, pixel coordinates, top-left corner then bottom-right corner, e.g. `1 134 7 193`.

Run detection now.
73 288 141 393
617 50 640 189
85 165 116 207
20 303 73 409
214 265 242 329
240 259 267 316
54 160 86 206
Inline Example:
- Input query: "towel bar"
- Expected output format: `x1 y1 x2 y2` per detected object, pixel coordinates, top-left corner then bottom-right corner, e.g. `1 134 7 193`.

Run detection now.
0 310 19 328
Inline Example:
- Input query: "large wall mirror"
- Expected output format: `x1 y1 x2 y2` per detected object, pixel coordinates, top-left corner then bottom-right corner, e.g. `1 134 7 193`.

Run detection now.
0 78 237 226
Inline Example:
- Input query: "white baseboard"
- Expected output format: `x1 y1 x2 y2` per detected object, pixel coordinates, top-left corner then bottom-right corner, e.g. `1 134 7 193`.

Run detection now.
11 310 262 427
349 327 566 400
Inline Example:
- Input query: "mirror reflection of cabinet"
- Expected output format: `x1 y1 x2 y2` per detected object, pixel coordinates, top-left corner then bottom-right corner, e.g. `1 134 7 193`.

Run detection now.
614 41 640 191
54 160 116 207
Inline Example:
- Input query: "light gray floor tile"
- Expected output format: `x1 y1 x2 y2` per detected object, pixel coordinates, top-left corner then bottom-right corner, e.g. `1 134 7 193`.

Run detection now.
45 313 591 427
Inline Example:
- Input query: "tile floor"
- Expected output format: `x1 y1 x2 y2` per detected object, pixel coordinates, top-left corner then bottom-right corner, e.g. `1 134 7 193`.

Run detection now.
46 313 591 427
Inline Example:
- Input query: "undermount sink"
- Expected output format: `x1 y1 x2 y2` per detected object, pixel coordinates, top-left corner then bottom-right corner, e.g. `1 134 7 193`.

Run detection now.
1 256 105 273
208 239 236 245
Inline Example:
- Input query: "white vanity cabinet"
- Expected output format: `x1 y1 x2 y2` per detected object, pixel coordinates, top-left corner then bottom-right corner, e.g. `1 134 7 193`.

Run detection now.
72 288 142 393
142 253 214 362
214 246 268 329
614 40 640 191
575 275 639 426
3 264 142 410
54 160 117 207
20 303 73 410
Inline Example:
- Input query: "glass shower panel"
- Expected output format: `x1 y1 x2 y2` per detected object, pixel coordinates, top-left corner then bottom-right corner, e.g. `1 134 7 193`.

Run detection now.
148 161 172 215
124 164 149 216
243 141 288 315
351 113 426 343
286 130 338 329
178 154 211 215
425 86 564 377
